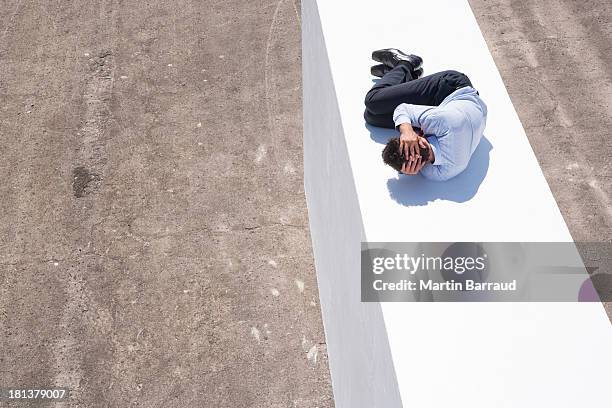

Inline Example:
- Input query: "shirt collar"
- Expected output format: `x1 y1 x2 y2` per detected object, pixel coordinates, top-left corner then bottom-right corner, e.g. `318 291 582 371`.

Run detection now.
426 135 449 166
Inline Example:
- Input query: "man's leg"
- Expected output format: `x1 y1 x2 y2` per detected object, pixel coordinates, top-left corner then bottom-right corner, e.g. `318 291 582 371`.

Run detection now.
364 69 472 118
363 64 416 128
363 110 396 129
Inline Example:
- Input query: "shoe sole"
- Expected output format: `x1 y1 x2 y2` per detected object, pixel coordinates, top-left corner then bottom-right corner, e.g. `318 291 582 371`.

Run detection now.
372 49 423 69
370 64 390 77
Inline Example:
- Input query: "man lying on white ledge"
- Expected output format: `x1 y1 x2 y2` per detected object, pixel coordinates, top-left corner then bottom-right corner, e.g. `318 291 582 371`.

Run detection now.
364 48 488 181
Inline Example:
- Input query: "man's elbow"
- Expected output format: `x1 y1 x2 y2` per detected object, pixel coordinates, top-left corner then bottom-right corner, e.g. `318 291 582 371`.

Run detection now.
436 173 455 182
424 167 460 182
438 166 465 181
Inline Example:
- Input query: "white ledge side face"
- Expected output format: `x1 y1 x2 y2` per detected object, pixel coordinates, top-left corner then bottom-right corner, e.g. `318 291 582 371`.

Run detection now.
303 1 402 406
303 1 612 407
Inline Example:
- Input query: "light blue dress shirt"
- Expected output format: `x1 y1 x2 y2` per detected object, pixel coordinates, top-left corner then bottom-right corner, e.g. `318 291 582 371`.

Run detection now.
393 86 488 181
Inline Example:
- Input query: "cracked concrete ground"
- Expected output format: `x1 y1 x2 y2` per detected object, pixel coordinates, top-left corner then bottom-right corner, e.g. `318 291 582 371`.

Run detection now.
1 0 610 407
468 0 612 317
1 0 333 407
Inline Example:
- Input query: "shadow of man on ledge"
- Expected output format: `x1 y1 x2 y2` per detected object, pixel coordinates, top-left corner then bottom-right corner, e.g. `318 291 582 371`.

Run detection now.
386 137 492 206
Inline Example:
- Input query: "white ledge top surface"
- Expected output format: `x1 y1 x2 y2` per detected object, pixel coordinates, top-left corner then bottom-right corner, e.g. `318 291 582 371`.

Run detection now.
316 0 569 243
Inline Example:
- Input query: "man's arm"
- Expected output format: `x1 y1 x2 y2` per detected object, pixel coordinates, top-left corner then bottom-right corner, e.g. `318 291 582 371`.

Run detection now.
393 103 435 130
393 103 437 160
397 123 427 161
393 103 451 135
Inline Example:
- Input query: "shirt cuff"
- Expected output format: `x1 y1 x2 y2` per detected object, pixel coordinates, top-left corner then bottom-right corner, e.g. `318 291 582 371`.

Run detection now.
393 113 412 130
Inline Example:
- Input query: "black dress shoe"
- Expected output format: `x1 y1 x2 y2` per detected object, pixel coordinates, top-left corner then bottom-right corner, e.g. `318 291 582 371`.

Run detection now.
372 48 423 70
371 64 423 79
371 64 392 77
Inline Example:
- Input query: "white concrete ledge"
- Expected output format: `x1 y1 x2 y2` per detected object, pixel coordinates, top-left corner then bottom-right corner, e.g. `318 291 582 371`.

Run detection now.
303 0 612 407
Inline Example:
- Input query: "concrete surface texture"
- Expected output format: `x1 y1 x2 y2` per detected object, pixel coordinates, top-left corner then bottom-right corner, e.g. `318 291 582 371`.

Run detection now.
468 0 612 317
0 0 333 407
468 0 612 242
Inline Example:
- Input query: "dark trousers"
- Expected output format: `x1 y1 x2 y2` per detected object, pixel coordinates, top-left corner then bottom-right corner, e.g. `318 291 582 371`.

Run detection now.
364 65 473 128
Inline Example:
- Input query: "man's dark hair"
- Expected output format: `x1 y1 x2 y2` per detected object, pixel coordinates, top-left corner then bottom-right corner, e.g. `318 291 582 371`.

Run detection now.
382 137 429 172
